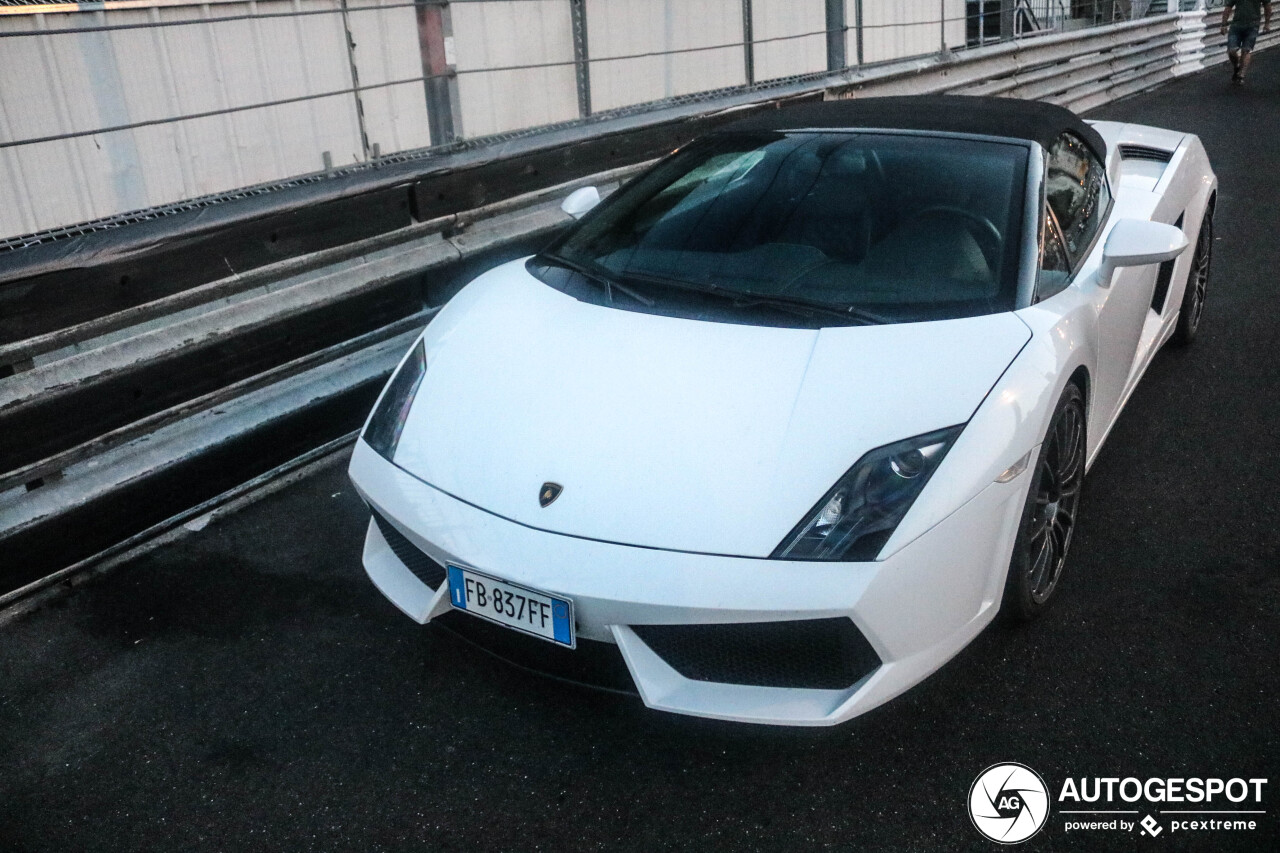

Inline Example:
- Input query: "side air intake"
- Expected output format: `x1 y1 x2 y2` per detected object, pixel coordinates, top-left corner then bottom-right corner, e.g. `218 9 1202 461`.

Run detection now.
1119 144 1173 163
371 510 448 590
631 618 881 690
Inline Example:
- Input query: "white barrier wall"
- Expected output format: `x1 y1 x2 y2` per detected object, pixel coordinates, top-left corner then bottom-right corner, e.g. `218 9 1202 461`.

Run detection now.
0 0 364 241
586 0 746 112
452 0 579 137
858 0 967 64
752 0 827 81
347 0 435 156
1 0 1173 243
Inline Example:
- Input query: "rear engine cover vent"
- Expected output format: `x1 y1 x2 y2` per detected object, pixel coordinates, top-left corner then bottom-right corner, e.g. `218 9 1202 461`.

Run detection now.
1120 144 1173 163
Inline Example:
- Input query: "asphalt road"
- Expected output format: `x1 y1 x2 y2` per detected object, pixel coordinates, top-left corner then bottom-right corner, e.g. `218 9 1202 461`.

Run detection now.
3 54 1279 852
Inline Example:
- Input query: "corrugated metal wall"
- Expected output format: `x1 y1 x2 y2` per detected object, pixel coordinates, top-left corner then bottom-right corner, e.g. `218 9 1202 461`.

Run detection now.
348 0 434 155
858 0 967 64
0 0 982 242
752 0 826 81
452 0 578 137
586 0 745 112
0 0 366 240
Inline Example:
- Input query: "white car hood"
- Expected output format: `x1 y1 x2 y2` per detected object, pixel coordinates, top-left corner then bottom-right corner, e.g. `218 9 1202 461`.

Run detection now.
392 260 1030 558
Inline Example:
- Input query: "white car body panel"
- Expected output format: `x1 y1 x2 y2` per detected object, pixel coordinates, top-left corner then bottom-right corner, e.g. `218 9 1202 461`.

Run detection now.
394 265 1030 557
350 115 1217 726
351 438 1028 725
1078 120 1215 462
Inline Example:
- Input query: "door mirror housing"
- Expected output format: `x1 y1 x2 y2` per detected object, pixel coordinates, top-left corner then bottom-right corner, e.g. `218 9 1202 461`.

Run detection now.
1098 219 1188 286
561 186 601 220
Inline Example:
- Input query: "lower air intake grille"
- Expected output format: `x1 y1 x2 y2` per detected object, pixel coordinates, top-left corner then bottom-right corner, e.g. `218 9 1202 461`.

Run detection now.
631 618 881 690
371 510 447 590
436 611 638 695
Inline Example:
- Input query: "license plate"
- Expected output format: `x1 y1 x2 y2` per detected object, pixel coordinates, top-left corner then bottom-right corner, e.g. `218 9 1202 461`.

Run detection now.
446 566 575 647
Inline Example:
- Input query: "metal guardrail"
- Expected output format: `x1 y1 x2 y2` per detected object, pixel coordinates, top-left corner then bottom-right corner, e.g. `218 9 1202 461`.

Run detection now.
972 14 1181 112
828 13 1181 109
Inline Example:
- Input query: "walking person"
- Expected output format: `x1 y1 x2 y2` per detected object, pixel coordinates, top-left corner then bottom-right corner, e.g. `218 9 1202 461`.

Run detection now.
1222 0 1271 85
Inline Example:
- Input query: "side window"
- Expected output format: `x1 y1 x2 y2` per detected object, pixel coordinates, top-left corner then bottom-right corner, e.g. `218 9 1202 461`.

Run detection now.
1045 133 1111 264
1037 208 1071 302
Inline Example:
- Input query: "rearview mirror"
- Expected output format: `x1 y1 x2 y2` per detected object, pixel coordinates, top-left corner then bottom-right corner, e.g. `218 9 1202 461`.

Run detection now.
1099 219 1188 286
561 186 601 220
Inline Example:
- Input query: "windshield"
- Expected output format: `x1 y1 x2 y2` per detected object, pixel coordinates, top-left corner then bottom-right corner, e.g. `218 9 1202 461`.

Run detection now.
536 130 1029 326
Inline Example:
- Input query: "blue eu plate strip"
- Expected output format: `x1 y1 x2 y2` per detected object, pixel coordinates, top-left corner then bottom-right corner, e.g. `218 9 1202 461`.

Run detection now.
552 599 572 645
447 566 467 610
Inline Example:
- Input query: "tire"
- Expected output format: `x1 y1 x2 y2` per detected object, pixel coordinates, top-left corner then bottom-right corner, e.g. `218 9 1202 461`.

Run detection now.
1001 383 1086 623
1172 207 1213 346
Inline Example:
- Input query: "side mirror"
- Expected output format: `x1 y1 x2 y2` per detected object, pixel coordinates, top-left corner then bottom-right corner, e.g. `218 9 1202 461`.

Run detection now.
561 186 600 220
1098 219 1188 286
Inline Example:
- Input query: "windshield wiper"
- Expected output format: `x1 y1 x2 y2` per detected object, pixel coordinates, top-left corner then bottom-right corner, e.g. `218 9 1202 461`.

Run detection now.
729 291 889 326
536 252 654 307
617 271 886 326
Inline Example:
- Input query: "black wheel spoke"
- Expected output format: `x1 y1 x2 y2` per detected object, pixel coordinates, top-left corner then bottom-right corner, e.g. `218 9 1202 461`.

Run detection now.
1028 534 1054 592
1028 508 1050 542
1058 438 1082 484
1051 512 1070 550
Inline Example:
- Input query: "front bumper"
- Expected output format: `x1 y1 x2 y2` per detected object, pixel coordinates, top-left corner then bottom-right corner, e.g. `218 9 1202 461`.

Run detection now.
348 439 1028 726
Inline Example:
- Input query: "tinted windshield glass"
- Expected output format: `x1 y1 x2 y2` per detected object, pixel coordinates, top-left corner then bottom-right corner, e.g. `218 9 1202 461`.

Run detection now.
540 131 1028 325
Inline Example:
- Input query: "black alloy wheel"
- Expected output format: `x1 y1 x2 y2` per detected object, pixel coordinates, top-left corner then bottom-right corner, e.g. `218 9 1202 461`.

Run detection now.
1003 383 1086 621
1173 207 1213 345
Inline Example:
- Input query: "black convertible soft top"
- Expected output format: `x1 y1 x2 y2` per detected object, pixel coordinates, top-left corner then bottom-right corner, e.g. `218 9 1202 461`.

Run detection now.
723 95 1106 161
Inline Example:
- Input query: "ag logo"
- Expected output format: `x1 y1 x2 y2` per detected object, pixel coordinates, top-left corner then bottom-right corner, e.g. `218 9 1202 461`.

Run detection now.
968 763 1050 844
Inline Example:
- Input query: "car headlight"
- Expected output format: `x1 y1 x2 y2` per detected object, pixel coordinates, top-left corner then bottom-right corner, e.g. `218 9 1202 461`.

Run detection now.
363 339 426 461
772 425 964 562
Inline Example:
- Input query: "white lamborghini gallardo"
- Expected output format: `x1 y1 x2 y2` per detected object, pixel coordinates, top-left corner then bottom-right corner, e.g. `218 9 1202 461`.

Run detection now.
348 96 1216 725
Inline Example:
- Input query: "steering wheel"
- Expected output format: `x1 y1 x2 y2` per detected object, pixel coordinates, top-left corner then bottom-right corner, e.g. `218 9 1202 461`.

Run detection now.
911 205 1001 244
865 149 887 185
909 205 1002 270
